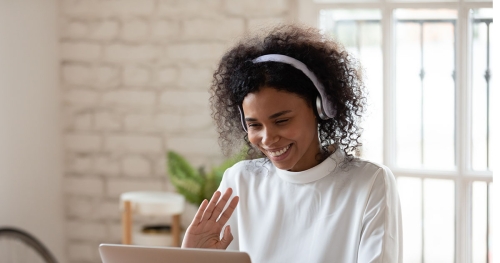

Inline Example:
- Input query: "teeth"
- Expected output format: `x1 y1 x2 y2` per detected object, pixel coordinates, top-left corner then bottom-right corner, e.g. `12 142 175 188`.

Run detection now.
268 145 290 157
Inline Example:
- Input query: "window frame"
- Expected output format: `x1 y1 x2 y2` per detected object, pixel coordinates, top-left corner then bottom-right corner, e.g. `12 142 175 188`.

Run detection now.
296 1 493 263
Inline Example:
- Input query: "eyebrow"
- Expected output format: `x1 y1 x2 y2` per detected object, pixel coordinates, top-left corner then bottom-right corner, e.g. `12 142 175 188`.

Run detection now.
244 110 292 122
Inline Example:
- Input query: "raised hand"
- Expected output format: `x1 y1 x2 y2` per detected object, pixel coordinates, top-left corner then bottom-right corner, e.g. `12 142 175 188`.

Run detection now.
181 188 239 249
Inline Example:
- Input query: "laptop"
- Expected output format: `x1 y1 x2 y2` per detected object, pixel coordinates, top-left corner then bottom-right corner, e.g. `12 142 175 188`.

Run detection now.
99 244 252 263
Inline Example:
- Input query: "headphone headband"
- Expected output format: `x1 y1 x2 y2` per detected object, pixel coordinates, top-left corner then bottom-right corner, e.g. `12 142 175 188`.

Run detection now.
252 54 336 118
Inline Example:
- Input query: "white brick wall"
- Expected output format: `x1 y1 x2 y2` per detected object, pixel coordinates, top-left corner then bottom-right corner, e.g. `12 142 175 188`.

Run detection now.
62 0 156 17
177 67 213 89
104 135 163 154
157 0 223 18
64 177 104 197
106 178 163 198
61 42 101 61
94 65 120 88
121 155 152 176
61 19 88 39
159 90 209 108
95 155 121 176
72 112 93 131
62 63 92 86
67 197 120 220
63 89 100 108
65 134 102 152
183 18 245 41
99 0 156 17
101 90 156 107
224 0 289 17
104 44 162 62
60 0 292 262
67 220 108 240
164 43 226 64
151 20 180 41
62 63 122 88
89 19 120 41
121 19 150 42
156 66 178 85
66 154 93 174
94 110 122 131
167 137 221 156
123 65 151 86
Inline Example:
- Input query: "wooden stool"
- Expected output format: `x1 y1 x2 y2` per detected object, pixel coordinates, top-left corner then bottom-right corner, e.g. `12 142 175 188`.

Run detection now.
120 191 185 247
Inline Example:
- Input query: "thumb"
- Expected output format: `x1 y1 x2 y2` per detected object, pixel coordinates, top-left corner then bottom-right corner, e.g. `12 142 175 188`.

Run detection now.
219 225 234 249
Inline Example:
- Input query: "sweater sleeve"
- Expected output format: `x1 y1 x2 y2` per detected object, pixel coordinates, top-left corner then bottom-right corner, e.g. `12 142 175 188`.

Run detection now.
217 166 240 251
357 166 403 263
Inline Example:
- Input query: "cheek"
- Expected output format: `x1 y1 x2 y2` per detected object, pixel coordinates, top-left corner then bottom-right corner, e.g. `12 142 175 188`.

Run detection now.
247 132 260 146
280 129 301 141
287 121 317 142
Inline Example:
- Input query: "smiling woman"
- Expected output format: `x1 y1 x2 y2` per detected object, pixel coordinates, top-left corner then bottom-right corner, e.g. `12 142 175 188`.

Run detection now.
181 24 402 263
242 87 320 172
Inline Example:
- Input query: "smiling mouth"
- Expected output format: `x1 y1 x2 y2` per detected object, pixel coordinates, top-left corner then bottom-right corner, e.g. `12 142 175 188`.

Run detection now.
266 144 291 157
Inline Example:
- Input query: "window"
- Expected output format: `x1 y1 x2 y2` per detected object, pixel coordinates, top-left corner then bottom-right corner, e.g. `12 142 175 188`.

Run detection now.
298 1 493 262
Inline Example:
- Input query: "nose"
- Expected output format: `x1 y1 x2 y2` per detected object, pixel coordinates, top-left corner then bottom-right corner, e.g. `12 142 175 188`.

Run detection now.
261 126 279 146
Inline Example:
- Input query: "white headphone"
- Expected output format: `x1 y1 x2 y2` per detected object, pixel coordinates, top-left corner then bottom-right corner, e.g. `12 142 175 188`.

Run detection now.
238 54 336 132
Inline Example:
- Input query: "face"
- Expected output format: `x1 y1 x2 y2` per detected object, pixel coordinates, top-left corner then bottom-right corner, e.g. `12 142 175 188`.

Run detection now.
242 87 321 172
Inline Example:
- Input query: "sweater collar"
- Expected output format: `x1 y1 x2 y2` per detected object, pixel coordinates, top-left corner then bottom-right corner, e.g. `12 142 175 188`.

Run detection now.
275 150 343 184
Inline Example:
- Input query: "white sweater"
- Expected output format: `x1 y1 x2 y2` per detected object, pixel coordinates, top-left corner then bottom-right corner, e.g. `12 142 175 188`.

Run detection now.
218 150 402 263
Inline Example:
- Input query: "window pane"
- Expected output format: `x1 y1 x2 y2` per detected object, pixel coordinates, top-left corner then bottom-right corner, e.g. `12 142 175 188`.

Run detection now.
314 0 379 3
319 9 383 163
397 177 455 263
490 22 497 173
391 0 456 2
423 179 455 263
488 182 493 262
471 9 493 171
397 177 423 263
472 181 487 263
395 9 456 170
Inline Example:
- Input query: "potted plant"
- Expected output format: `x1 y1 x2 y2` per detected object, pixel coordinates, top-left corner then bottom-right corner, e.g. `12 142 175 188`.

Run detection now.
167 151 245 206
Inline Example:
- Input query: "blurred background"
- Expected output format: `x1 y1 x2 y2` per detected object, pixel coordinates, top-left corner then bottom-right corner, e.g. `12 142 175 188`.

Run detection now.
0 0 496 263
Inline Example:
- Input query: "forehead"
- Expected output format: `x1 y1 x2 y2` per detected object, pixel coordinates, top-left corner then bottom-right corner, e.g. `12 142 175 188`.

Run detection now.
242 87 307 115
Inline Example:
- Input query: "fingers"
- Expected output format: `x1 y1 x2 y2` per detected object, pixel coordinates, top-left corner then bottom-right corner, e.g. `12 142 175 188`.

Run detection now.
219 225 234 249
199 188 239 228
200 190 222 221
191 199 208 225
217 195 239 226
208 188 234 221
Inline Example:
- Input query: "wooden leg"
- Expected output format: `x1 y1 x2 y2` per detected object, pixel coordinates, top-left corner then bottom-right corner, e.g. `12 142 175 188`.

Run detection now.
172 214 181 247
122 200 132 244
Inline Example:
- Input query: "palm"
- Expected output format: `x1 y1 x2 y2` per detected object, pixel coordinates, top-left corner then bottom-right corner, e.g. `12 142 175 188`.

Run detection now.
182 188 239 249
183 219 224 249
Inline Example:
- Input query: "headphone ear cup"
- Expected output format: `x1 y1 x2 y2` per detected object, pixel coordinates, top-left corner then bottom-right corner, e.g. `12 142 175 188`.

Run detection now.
316 96 331 120
238 106 248 132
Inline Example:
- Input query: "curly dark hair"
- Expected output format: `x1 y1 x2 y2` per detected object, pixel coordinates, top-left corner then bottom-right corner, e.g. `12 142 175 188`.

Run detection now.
210 24 366 161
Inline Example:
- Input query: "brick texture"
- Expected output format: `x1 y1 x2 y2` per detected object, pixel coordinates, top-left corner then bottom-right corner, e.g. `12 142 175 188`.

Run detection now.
60 0 292 262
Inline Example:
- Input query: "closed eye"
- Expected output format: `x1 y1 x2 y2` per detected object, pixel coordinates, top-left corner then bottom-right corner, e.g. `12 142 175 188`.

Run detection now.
276 119 289 124
247 122 261 128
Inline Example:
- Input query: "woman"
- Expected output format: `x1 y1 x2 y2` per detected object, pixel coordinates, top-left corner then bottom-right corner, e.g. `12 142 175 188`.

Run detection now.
181 25 402 263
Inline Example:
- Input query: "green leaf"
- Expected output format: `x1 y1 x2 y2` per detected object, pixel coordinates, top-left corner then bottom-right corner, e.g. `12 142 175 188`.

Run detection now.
170 176 203 205
203 150 246 199
167 151 205 205
166 149 247 206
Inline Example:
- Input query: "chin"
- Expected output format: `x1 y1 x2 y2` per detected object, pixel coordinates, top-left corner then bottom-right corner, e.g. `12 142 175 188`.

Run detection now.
267 157 298 171
271 162 293 171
